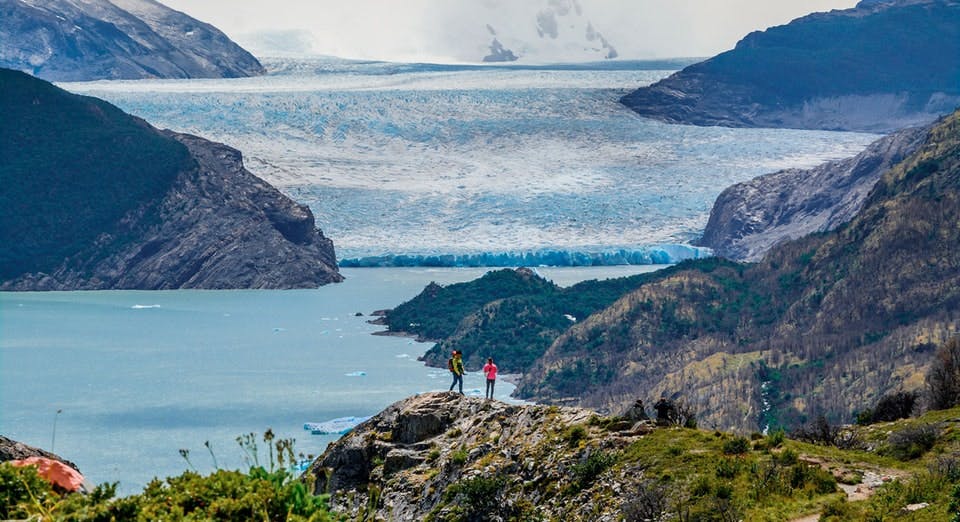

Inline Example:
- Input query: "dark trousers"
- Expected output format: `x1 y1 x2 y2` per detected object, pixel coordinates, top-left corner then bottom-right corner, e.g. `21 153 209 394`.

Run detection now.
486 379 495 399
449 372 463 394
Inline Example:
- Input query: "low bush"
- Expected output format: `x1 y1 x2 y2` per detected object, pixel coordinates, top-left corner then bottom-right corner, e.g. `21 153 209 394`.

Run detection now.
856 390 919 425
445 475 508 521
621 479 668 522
0 429 335 521
569 450 619 493
722 436 750 455
884 423 941 460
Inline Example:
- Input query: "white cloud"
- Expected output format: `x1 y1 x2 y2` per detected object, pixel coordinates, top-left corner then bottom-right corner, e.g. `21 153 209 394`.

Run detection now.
160 0 859 62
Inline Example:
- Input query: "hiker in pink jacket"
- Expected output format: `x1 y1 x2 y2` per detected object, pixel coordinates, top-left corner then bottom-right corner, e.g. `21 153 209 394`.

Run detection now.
483 357 498 400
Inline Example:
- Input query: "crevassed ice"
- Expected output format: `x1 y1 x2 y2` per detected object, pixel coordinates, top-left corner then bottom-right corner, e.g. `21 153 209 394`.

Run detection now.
63 59 879 263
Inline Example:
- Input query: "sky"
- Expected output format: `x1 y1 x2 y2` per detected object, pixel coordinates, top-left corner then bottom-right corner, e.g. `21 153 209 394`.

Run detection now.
161 0 861 63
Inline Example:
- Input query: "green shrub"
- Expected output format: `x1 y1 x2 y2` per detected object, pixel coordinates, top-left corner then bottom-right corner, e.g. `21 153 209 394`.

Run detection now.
722 436 750 455
884 423 940 460
451 448 469 466
766 428 786 448
776 448 799 466
447 475 507 519
821 497 854 521
715 458 741 479
563 424 588 446
0 430 335 522
569 451 619 492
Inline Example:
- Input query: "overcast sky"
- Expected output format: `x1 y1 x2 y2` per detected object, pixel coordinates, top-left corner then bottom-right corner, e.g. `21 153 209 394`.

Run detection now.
161 0 860 62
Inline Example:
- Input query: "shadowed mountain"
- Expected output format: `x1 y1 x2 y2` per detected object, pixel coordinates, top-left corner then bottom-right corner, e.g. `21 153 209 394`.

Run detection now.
621 0 960 132
0 68 341 289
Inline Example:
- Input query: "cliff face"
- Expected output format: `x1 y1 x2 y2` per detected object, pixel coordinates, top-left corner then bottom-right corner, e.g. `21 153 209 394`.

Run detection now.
621 0 960 132
0 68 341 290
306 392 654 521
697 124 930 261
0 0 265 81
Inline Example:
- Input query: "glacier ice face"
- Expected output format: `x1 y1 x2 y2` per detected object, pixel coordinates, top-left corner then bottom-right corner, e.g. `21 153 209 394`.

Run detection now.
62 59 878 264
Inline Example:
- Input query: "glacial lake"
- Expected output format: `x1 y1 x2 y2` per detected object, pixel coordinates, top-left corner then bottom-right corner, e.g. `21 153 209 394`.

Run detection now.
0 266 661 494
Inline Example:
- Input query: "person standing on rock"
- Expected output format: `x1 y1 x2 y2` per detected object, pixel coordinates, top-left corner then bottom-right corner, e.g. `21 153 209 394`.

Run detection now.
483 357 498 399
448 350 464 395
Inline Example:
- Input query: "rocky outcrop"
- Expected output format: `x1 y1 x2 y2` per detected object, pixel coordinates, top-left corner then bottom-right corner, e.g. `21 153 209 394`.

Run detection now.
621 0 960 132
305 392 652 521
0 435 80 472
0 68 341 290
697 124 930 261
0 0 265 81
2 131 343 290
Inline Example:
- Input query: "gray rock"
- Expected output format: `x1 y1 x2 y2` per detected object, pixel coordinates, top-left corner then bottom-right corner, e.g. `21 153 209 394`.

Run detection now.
0 0 265 81
697 124 930 261
0 435 80 472
1 131 343 290
304 392 635 521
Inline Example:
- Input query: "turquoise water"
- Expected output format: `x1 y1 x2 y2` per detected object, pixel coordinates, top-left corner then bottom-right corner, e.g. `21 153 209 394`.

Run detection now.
0 266 661 494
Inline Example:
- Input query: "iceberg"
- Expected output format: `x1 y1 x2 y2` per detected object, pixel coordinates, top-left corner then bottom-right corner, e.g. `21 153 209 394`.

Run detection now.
304 416 372 435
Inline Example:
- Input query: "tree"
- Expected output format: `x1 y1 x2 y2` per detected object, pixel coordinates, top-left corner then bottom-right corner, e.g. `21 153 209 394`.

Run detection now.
927 337 960 410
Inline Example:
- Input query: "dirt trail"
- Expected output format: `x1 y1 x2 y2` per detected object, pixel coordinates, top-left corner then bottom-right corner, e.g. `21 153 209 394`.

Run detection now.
787 457 908 522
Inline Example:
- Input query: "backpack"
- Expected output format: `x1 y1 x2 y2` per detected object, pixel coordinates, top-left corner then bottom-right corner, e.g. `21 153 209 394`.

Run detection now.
447 358 454 371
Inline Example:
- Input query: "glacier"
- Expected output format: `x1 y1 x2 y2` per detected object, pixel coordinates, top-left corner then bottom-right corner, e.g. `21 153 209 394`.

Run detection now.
61 58 879 265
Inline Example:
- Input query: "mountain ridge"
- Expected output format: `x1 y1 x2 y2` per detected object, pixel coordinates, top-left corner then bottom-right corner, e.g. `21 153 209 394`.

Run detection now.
696 124 930 261
0 0 265 81
0 67 341 290
620 0 960 132
384 109 960 432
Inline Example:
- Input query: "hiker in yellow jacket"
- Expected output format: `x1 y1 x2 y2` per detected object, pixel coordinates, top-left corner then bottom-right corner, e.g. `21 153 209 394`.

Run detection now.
448 350 465 395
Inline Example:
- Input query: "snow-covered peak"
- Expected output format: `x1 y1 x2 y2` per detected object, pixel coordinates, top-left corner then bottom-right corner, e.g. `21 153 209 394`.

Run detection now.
481 0 618 63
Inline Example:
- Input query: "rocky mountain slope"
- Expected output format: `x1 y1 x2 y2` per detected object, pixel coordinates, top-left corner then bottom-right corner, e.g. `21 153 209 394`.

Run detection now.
386 109 960 432
696 124 930 261
0 67 341 290
0 0 265 81
305 392 960 521
517 110 960 430
621 0 960 132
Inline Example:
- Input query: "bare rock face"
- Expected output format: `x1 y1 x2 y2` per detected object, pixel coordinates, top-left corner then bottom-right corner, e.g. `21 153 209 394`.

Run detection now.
697 124 930 261
1 68 340 290
305 392 654 521
3 132 343 290
0 0 265 81
0 435 80 472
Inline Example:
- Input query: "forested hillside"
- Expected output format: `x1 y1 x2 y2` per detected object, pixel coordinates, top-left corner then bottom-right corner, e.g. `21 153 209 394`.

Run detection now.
389 109 960 431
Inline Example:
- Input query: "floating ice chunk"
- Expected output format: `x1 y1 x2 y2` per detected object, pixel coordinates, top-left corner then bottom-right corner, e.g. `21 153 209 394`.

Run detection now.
304 416 371 434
